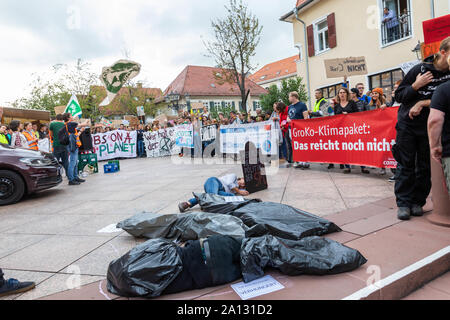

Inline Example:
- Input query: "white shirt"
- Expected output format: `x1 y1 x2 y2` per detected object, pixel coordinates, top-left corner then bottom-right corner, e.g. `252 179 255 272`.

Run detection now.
219 174 239 194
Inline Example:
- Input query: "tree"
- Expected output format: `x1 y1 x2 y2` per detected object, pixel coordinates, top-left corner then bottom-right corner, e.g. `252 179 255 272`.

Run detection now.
259 85 279 113
11 59 100 118
259 77 308 113
205 0 262 112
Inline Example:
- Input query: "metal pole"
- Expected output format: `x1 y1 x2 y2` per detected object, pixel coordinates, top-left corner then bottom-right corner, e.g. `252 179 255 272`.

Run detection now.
430 0 435 18
294 8 312 110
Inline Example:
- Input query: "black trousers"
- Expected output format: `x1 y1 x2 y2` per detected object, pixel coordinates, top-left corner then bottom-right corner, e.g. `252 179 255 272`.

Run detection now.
53 146 69 178
393 123 431 208
285 131 293 164
0 268 4 286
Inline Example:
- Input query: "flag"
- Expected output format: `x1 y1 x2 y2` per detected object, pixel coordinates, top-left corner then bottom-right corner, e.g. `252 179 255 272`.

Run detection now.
99 60 141 107
65 94 82 118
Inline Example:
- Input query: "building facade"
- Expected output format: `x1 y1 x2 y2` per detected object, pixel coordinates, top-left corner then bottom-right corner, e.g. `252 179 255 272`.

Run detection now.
250 55 299 90
160 65 267 116
281 0 450 106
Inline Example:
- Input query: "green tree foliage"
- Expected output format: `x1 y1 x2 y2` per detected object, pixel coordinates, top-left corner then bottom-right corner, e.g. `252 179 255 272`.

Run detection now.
259 77 308 112
11 59 100 118
204 0 262 112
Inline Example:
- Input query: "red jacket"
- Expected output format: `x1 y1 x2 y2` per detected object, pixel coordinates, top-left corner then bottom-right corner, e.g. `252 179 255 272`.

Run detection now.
279 109 289 137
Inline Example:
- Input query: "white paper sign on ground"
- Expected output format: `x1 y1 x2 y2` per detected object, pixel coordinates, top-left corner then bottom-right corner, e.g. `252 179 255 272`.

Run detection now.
97 224 123 234
231 275 285 300
223 196 245 203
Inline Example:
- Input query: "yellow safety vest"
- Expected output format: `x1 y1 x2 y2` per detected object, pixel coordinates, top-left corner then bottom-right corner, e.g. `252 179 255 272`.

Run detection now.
314 98 326 112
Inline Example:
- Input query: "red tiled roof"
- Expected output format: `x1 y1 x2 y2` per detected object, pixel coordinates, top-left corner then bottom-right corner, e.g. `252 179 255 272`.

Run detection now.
163 65 267 97
91 85 163 116
249 55 298 84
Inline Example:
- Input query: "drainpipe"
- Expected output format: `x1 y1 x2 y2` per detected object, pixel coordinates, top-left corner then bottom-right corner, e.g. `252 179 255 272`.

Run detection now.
430 0 435 18
293 7 312 110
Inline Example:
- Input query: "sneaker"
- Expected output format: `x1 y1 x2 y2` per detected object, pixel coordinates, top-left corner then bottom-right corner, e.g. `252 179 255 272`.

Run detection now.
340 165 345 170
294 162 303 169
361 168 370 174
379 168 387 176
411 205 424 217
0 279 36 298
398 207 411 221
328 164 335 170
68 181 81 186
75 178 86 183
388 176 396 183
303 163 310 169
178 202 191 213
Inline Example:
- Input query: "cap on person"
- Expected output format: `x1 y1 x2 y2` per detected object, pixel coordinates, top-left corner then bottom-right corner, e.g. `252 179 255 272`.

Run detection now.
351 88 360 97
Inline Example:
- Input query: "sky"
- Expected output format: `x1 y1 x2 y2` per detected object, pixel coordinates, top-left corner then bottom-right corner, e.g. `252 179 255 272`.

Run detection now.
0 0 298 106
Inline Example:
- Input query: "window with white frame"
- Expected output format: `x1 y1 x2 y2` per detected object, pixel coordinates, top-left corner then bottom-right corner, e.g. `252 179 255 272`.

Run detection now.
314 18 329 54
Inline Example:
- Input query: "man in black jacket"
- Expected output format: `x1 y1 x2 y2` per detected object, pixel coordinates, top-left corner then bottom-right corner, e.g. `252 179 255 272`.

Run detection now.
394 37 450 220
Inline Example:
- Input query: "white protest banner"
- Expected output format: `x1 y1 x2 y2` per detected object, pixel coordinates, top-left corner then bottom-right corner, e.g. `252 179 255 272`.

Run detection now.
231 275 285 300
143 128 180 158
201 125 217 142
220 121 278 155
175 124 194 148
399 60 421 75
92 130 137 161
38 138 50 153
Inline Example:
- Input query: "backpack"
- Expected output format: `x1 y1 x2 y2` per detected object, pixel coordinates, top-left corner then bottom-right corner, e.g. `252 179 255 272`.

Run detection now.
58 125 70 146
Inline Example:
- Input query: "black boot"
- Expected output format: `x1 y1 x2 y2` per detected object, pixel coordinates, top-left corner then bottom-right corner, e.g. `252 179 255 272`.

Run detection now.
397 207 411 221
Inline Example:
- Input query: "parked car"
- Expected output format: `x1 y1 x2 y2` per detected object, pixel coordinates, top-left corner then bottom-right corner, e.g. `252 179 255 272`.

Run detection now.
0 144 62 205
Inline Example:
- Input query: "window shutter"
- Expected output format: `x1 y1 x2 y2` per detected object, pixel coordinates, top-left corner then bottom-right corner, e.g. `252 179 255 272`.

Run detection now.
327 13 337 49
307 24 315 57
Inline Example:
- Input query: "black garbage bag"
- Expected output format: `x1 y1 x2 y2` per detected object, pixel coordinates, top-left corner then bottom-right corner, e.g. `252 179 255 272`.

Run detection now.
240 235 368 283
163 235 243 295
193 193 261 214
232 202 341 240
107 239 183 298
117 212 247 241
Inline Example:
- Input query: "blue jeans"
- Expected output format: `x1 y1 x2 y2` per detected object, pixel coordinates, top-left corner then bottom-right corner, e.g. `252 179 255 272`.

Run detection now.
67 147 79 182
137 140 145 157
188 177 235 207
280 135 288 160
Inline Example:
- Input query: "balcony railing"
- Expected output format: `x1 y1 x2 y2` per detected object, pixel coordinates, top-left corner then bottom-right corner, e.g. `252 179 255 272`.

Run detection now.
381 12 412 46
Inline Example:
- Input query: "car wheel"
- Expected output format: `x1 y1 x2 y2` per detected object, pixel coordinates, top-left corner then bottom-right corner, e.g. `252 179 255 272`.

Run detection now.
0 170 25 206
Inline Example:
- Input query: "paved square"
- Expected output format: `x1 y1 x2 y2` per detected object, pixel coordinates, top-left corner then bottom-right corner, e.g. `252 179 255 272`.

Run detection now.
0 157 395 300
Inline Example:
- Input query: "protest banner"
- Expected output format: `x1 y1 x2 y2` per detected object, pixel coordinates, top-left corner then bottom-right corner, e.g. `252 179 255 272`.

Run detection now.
291 108 398 168
201 125 217 142
143 128 180 158
324 56 368 78
220 121 278 155
240 142 268 194
175 124 194 148
92 130 137 161
423 14 450 44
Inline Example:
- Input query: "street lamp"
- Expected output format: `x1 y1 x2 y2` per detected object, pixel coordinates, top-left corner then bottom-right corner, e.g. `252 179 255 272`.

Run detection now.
412 41 422 60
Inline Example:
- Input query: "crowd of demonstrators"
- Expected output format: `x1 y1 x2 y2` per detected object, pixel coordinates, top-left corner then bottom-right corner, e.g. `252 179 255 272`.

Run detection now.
393 36 450 221
0 120 50 149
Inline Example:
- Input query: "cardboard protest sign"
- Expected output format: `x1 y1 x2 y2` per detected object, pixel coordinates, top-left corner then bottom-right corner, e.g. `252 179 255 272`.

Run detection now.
324 57 368 78
399 60 421 75
143 128 180 158
240 142 268 194
423 14 450 44
92 130 137 161
291 108 398 169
